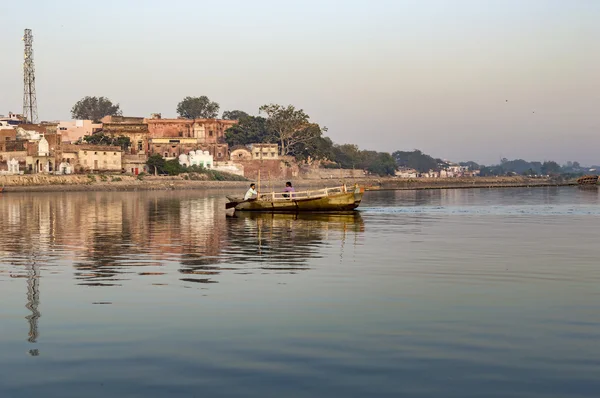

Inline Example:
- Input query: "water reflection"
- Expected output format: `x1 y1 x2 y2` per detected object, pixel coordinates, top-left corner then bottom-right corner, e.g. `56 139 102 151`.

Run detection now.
25 262 40 344
220 212 364 267
0 192 364 288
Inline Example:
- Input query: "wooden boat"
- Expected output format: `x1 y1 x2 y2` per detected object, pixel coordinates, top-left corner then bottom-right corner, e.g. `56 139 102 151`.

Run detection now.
577 175 599 185
226 184 364 213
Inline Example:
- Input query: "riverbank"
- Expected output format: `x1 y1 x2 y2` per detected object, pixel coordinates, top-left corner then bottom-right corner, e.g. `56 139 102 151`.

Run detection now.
0 174 577 193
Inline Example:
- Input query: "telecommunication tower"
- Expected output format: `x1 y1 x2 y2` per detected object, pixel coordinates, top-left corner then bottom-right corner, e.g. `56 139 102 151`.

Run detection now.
23 29 39 124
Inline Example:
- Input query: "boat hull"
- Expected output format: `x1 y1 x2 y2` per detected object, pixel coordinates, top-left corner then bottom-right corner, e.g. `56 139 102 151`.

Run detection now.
577 175 599 185
229 191 363 212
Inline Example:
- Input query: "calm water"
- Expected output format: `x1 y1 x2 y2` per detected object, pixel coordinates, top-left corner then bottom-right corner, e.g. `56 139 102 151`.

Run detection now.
1 187 599 398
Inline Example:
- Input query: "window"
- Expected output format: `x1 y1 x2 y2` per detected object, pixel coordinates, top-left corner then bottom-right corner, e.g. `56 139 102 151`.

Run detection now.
104 152 107 155
94 152 97 155
255 152 259 157
164 152 168 157
271 152 275 157
209 131 213 137
114 152 117 155
84 151 87 155
217 152 222 157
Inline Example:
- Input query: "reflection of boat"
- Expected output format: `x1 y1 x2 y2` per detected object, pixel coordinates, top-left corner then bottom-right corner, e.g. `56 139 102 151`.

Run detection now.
577 175 599 185
226 185 364 213
232 211 363 224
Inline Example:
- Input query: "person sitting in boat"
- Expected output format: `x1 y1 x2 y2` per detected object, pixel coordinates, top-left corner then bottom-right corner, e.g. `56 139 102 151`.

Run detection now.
282 181 295 198
244 183 258 200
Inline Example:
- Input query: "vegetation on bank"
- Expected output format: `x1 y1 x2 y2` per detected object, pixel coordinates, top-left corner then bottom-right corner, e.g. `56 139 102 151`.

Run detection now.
145 154 247 181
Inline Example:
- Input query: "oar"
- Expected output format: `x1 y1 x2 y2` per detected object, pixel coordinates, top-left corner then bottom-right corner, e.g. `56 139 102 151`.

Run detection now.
225 197 257 209
226 200 242 209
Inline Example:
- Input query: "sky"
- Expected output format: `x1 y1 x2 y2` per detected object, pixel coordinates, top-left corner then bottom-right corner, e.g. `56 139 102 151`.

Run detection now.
0 0 598 165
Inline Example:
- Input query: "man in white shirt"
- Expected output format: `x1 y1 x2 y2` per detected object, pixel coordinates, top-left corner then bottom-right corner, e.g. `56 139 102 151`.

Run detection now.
244 183 257 200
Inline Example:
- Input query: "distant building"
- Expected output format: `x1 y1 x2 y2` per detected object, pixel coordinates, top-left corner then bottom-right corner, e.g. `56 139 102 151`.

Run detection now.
61 144 123 173
0 112 25 127
395 168 419 178
56 120 102 144
178 150 213 169
250 143 279 160
230 146 252 161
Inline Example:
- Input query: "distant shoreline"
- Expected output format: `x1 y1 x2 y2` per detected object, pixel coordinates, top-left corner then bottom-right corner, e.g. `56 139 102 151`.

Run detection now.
0 175 577 193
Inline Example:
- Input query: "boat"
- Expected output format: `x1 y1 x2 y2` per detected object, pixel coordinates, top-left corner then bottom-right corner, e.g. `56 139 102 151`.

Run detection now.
226 184 364 213
577 175 599 186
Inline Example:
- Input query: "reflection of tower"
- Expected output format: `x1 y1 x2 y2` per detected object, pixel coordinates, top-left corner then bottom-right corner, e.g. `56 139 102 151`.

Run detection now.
25 261 41 346
23 29 39 124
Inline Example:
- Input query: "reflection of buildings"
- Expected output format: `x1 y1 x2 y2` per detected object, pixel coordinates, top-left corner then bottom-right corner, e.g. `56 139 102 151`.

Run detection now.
0 192 364 289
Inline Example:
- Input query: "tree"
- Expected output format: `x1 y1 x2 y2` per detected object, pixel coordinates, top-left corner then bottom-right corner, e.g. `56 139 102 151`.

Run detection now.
392 150 438 173
459 161 481 170
71 96 122 122
83 133 131 151
541 161 561 175
222 110 250 120
224 116 277 147
259 104 311 156
176 96 220 119
146 154 166 175
330 144 362 169
360 151 397 176
286 124 330 161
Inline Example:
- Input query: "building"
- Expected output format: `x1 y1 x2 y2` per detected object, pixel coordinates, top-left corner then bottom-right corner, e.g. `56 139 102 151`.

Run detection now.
395 168 419 178
61 144 123 173
0 128 26 172
0 112 25 127
0 121 15 131
230 146 252 161
148 138 228 162
26 135 56 173
16 124 47 140
0 129 17 150
144 115 236 144
56 120 102 144
101 116 149 155
145 115 234 162
178 150 213 169
250 143 279 160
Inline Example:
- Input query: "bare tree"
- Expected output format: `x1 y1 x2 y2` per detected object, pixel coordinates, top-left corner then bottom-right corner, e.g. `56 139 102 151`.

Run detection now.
259 104 311 156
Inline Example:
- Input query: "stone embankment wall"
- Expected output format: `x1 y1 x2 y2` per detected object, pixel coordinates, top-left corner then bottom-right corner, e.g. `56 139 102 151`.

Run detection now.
0 174 572 193
301 168 365 179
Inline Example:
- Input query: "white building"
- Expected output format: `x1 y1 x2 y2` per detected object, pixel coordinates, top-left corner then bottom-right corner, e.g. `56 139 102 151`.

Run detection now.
178 150 213 169
395 168 419 178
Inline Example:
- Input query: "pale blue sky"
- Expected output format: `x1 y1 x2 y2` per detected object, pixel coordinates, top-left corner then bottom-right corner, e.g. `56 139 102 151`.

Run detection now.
0 0 598 165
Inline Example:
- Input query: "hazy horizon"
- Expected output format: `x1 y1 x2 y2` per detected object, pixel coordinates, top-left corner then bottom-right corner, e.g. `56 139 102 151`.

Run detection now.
1 0 598 165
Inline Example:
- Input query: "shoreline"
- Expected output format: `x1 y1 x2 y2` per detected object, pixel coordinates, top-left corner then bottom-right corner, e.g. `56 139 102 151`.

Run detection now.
0 175 578 193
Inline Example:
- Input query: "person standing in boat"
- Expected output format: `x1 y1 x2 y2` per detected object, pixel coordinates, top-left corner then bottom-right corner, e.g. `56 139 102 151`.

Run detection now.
244 183 258 200
283 181 295 198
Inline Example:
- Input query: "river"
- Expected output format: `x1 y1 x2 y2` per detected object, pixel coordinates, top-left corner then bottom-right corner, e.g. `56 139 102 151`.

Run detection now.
1 187 599 397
